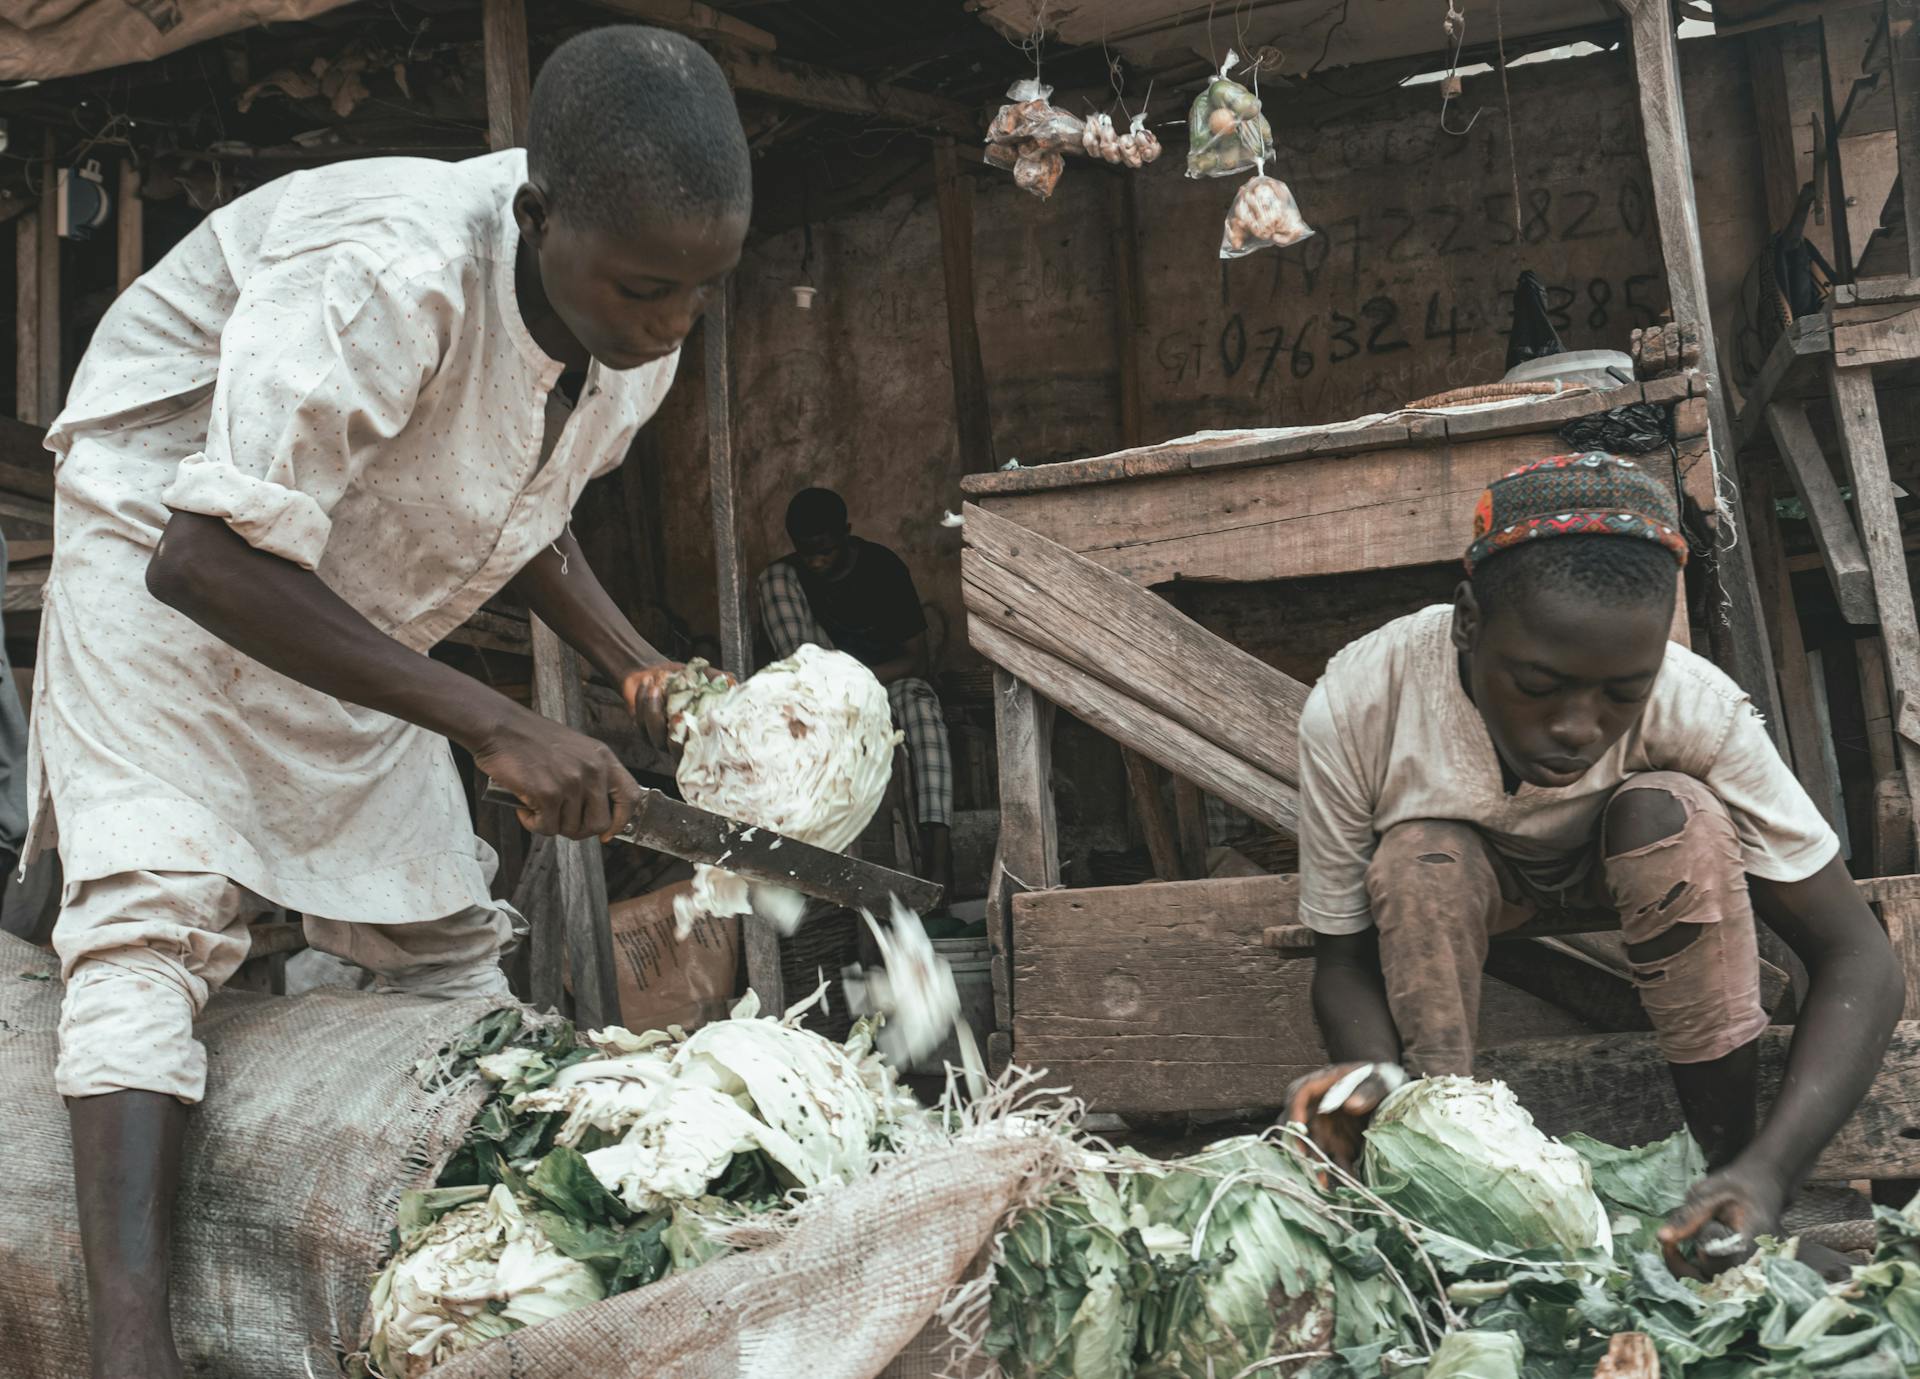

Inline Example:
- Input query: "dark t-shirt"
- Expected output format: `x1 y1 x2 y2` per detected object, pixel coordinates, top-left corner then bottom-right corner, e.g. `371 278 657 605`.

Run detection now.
784 538 926 667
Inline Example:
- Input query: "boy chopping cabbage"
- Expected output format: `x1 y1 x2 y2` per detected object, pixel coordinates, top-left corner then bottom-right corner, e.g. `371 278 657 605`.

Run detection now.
1285 454 1902 1279
32 29 748 1379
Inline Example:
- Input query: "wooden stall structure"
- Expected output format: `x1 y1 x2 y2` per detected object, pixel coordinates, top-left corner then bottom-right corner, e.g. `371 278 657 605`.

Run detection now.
962 0 1920 1177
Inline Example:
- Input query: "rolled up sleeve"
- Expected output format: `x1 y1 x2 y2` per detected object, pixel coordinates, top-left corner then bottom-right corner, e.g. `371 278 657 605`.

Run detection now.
1297 684 1381 935
160 246 444 570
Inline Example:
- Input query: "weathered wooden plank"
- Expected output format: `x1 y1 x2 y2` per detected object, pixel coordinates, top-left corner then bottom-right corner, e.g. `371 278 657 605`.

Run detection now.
1881 897 1920 1022
1749 28 1802 230
1861 637 1899 784
705 287 752 682
481 0 530 152
933 140 993 472
1828 363 1920 861
970 432 1704 589
1831 275 1920 305
1832 302 1920 367
990 669 1057 1031
530 616 620 1030
1890 0 1920 280
713 47 970 127
1009 874 1594 1115
959 378 1695 498
514 835 563 1011
971 618 1300 832
1172 777 1208 880
1478 1023 1920 1182
1121 749 1182 881
34 134 57 425
3 564 47 614
962 503 1310 787
1734 315 1835 451
116 159 142 294
1764 401 1877 622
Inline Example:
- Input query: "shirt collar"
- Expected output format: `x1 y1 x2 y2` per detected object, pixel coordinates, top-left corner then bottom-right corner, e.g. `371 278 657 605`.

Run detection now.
490 150 567 387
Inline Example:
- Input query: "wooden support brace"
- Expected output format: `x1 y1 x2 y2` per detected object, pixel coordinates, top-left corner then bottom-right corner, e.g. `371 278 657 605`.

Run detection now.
1121 749 1182 881
933 139 994 472
713 47 972 129
1889 0 1920 280
530 619 621 1029
1828 363 1920 860
1763 401 1877 622
989 670 1058 1048
482 0 531 151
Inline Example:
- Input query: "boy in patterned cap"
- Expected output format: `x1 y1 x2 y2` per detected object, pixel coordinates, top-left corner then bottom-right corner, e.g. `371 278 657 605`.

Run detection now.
36 27 747 1379
1284 452 1902 1279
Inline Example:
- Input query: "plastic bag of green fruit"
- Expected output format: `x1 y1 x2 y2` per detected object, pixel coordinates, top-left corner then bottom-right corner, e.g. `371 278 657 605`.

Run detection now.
1186 51 1273 179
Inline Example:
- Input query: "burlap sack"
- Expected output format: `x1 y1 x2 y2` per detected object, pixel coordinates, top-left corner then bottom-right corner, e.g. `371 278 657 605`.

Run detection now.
434 1135 1045 1379
0 930 1045 1378
0 931 502 1378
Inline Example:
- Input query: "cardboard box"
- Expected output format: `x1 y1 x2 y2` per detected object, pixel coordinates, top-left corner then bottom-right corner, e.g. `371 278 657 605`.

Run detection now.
607 880 742 1033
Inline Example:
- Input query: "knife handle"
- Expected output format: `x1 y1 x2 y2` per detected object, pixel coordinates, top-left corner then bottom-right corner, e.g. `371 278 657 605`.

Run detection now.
481 782 525 811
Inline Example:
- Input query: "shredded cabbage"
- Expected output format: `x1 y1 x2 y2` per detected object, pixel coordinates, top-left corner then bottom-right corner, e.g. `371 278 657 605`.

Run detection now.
667 646 901 937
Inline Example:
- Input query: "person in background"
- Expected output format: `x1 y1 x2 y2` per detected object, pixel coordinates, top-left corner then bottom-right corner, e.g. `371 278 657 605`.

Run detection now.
1282 453 1901 1282
756 487 956 910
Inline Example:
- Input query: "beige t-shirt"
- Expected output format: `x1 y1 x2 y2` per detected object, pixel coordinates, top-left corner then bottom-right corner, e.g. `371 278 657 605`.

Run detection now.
1297 604 1839 935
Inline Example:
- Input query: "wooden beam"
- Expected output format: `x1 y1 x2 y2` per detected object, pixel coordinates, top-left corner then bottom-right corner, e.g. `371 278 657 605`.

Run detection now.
972 617 1301 833
1889 0 1920 278
1121 749 1182 881
989 668 1057 1067
1764 401 1877 622
579 0 776 50
1734 315 1835 450
1111 175 1147 449
1172 777 1208 880
712 47 972 128
512 835 564 1010
1828 362 1920 860
1479 1023 1920 1183
700 281 771 1013
1626 0 1785 747
1861 636 1899 784
35 133 57 425
932 140 993 472
482 0 531 152
530 618 621 1030
115 160 142 294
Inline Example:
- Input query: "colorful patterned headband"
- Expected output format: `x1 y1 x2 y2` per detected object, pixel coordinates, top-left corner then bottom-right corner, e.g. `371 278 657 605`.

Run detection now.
1465 452 1688 575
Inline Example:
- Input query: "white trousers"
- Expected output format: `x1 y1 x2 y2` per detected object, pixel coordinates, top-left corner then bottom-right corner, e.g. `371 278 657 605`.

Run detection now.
54 869 516 1102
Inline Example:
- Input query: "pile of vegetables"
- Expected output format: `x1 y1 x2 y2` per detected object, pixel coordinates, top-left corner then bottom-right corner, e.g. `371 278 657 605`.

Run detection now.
984 1077 1920 1379
363 991 931 1376
665 645 900 938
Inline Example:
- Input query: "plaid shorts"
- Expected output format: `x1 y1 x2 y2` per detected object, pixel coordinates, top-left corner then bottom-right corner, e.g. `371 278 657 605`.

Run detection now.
754 562 952 827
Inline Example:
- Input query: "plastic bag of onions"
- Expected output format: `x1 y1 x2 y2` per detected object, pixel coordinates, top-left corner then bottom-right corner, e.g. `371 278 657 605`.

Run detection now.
665 645 902 938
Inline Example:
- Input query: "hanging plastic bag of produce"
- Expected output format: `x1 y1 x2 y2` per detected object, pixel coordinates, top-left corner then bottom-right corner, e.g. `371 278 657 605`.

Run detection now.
1082 110 1162 168
1013 146 1065 200
1219 164 1314 258
988 77 1086 154
1186 50 1272 179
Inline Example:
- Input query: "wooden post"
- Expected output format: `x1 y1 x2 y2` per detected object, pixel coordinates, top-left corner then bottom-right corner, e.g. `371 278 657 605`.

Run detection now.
1746 468 1840 819
15 205 39 425
989 670 1058 1070
530 619 621 1028
932 138 994 471
1764 401 1877 623
1622 0 1785 748
482 0 531 150
1171 778 1208 879
1819 16 1856 279
1828 362 1920 861
703 280 778 1009
1747 29 1801 232
35 132 58 423
1111 174 1147 448
1121 748 1182 880
116 159 142 294
1887 0 1920 279
1861 636 1898 785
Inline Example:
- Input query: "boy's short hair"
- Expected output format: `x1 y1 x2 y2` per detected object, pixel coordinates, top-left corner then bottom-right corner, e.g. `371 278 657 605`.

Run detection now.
527 26 751 231
786 488 848 540
1473 533 1678 620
